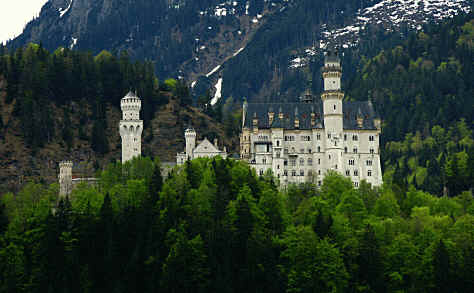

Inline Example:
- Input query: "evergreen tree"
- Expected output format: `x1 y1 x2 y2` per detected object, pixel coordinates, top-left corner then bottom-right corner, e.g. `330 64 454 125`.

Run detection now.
357 224 385 292
433 240 451 293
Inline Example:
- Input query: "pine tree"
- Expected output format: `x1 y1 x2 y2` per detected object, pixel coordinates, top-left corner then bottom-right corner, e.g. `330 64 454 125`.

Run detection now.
357 224 385 292
148 164 163 203
433 240 451 293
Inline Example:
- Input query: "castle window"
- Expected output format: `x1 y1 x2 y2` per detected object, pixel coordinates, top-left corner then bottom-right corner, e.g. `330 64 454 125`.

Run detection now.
328 133 331 139
334 141 337 146
329 155 331 160
368 170 372 177
345 170 350 176
290 159 296 167
318 181 322 186
301 135 311 141
349 159 355 166
344 134 347 141
277 140 280 146
284 170 288 176
308 158 313 166
318 146 321 152
366 160 372 166
259 170 264 176
318 170 321 175
317 134 321 140
262 158 266 164
277 165 280 169
318 158 321 164
352 135 358 141
299 158 304 166
334 105 336 110
370 148 375 154
344 147 348 153
276 152 281 158
353 148 358 154
354 182 359 187
308 148 312 154
369 135 375 141
292 170 296 176
354 170 359 176
284 160 288 166
300 170 304 176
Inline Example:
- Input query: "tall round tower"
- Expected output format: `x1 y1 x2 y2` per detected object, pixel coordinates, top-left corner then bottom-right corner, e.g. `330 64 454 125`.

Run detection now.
59 160 73 196
322 48 344 172
119 91 143 163
185 127 196 160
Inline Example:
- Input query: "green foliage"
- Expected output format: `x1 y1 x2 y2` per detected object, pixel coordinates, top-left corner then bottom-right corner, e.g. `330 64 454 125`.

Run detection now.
0 156 473 292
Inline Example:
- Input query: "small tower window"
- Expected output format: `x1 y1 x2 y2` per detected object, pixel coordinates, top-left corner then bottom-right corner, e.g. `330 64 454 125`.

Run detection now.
334 105 336 110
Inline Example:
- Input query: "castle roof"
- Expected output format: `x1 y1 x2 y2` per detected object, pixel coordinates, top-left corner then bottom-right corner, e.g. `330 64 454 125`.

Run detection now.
123 91 139 99
244 100 379 130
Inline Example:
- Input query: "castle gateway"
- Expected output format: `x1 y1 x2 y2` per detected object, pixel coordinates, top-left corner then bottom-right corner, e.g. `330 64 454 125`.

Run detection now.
240 50 382 187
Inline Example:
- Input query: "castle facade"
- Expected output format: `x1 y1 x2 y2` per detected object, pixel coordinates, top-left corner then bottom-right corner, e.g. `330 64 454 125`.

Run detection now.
176 127 227 165
239 50 383 187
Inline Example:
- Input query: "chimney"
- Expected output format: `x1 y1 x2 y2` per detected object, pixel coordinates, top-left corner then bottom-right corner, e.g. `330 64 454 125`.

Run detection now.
356 107 364 128
278 106 284 119
294 106 299 129
252 112 258 129
268 106 274 125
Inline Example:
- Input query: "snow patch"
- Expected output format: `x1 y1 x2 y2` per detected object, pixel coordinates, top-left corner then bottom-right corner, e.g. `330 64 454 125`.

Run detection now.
233 47 245 57
59 0 73 18
191 81 197 88
70 37 77 49
211 78 223 106
206 65 221 77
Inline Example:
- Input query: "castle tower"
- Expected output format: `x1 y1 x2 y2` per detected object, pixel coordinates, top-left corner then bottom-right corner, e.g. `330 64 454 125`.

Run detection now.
59 160 73 196
322 49 344 171
119 91 143 163
185 127 196 160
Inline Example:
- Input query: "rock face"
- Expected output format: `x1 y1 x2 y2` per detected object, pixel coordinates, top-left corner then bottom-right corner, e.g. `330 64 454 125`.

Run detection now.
8 1 471 103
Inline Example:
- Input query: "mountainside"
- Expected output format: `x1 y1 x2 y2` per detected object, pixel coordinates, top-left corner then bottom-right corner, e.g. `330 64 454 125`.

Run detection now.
0 45 238 193
9 0 472 104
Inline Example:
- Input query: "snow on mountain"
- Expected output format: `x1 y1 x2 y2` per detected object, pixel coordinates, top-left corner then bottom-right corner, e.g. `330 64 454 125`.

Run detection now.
289 0 471 69
59 0 73 18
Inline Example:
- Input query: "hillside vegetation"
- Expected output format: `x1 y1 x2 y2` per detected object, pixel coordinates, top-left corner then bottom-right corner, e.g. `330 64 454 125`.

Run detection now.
346 15 474 197
0 157 473 292
0 45 236 192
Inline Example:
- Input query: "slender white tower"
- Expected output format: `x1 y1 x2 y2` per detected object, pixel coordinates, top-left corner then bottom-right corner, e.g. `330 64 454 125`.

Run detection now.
322 49 344 172
119 91 143 163
59 160 73 196
185 127 196 160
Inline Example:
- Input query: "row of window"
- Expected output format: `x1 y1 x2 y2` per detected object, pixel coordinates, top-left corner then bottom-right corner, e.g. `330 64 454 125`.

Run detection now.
280 134 376 142
349 159 373 166
259 169 372 177
345 170 372 177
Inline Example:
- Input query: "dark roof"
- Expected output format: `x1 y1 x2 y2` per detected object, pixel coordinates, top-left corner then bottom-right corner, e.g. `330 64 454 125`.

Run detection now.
244 100 379 130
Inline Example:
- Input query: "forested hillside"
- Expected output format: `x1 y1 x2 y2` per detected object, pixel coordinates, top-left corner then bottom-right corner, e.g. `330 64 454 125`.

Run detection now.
0 44 237 192
0 157 473 292
345 15 474 197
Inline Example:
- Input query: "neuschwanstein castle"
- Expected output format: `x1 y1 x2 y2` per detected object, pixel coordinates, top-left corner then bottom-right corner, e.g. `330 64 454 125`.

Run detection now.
59 49 382 194
239 50 382 187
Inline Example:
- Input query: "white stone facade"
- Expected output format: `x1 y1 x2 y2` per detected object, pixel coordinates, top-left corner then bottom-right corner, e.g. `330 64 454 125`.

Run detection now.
120 91 143 163
177 127 227 164
240 50 382 187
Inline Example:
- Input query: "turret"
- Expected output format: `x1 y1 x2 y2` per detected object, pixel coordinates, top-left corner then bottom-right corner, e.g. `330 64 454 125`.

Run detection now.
119 91 143 163
294 106 300 128
268 106 274 125
322 48 344 135
59 160 73 196
185 127 196 160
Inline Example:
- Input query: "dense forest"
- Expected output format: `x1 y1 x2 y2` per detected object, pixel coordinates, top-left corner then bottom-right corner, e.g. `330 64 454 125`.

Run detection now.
346 16 474 197
0 156 473 292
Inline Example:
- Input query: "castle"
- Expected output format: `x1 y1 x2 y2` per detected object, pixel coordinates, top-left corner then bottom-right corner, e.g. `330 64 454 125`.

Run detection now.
239 50 383 187
59 49 383 194
176 127 227 165
59 91 144 196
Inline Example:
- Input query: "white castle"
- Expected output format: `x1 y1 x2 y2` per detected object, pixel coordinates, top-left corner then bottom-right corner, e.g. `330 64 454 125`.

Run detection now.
176 127 227 165
59 91 144 196
240 49 383 187
119 91 143 163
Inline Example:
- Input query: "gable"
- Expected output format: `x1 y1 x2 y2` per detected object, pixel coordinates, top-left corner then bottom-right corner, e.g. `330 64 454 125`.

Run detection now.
193 139 221 154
